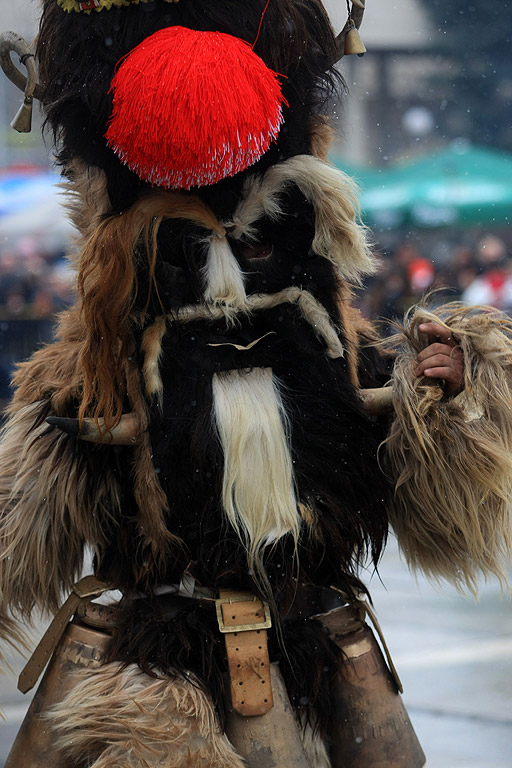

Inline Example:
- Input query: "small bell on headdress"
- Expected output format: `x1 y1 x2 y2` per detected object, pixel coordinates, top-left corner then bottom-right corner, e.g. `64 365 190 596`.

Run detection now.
1 34 40 132
344 20 366 57
344 27 366 56
11 93 34 133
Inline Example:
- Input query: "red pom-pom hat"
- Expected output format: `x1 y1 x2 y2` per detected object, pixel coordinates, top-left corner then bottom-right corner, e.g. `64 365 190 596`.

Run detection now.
105 26 287 189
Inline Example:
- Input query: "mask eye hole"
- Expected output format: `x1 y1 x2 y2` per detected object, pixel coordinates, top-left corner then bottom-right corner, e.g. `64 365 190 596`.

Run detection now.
239 241 273 261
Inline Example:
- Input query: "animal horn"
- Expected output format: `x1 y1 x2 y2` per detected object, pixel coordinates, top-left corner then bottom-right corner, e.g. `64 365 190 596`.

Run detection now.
46 391 392 445
46 413 141 445
0 32 43 132
359 387 394 415
334 0 366 63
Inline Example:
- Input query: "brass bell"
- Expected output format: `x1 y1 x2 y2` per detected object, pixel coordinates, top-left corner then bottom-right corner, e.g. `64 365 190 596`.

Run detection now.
5 619 112 767
225 663 311 767
319 606 426 768
344 22 366 57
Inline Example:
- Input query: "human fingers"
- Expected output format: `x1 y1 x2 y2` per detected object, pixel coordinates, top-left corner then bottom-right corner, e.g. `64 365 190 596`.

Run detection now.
415 352 455 377
417 342 456 364
414 345 464 394
418 322 456 347
418 366 459 385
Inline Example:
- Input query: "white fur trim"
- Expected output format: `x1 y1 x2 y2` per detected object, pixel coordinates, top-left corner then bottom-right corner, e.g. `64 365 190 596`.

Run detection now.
173 287 344 360
229 155 375 284
212 367 300 566
202 235 247 323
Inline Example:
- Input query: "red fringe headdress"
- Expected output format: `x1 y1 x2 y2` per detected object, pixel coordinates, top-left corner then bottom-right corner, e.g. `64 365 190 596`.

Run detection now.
105 26 287 189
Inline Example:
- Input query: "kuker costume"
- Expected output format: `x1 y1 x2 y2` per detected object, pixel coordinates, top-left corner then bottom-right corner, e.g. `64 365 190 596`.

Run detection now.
1 2 511 766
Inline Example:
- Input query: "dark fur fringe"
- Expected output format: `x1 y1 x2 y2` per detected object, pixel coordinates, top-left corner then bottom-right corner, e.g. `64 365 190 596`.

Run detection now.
276 618 343 738
106 597 231 724
0 305 177 663
23 306 175 579
46 662 246 768
383 302 512 593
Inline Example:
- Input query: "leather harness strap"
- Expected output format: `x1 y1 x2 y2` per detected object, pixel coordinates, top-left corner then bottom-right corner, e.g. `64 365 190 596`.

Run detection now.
217 590 273 716
18 576 111 694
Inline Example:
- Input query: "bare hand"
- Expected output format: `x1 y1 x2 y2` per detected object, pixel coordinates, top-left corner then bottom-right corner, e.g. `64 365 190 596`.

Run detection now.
414 323 464 396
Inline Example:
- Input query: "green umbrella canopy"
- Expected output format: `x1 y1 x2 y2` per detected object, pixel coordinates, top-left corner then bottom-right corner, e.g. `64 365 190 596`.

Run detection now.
333 143 512 229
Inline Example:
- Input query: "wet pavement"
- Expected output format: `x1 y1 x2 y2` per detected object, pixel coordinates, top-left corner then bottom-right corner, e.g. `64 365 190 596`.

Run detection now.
1 538 511 767
368 539 512 768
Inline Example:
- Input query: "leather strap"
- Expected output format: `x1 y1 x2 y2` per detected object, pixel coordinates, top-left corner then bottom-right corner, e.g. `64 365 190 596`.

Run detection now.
18 576 111 694
218 590 273 716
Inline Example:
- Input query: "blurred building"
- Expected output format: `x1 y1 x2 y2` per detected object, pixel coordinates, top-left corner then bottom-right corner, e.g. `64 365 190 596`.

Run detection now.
325 0 438 165
328 0 512 167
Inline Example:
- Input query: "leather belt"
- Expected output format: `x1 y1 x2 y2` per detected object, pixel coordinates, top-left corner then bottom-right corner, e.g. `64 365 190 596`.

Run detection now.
217 590 273 716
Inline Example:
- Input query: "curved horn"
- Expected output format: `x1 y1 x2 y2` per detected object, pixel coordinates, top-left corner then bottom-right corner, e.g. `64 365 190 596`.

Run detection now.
46 413 141 445
334 0 366 63
0 32 43 132
46 388 392 445
0 33 42 97
359 387 394 415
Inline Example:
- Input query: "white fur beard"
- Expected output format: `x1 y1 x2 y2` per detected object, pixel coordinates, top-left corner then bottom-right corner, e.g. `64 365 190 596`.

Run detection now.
212 367 300 566
202 236 247 323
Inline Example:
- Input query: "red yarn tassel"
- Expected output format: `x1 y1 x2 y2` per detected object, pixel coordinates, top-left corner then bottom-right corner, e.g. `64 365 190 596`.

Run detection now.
105 26 287 189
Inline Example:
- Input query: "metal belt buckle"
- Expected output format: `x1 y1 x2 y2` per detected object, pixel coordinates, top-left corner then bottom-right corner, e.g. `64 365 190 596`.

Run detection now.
215 595 272 634
72 576 112 600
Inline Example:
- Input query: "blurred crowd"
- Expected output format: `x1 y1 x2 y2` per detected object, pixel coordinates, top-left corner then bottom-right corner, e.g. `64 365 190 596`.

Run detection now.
359 233 512 330
0 236 75 319
0 238 75 398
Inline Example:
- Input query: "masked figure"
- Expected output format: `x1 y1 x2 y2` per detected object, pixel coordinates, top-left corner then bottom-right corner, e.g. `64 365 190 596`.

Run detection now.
1 2 511 766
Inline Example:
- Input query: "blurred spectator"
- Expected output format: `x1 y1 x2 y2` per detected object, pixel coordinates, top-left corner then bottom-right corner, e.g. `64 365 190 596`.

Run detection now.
407 257 435 295
0 247 75 319
460 235 512 311
359 231 512 329
0 243 76 403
